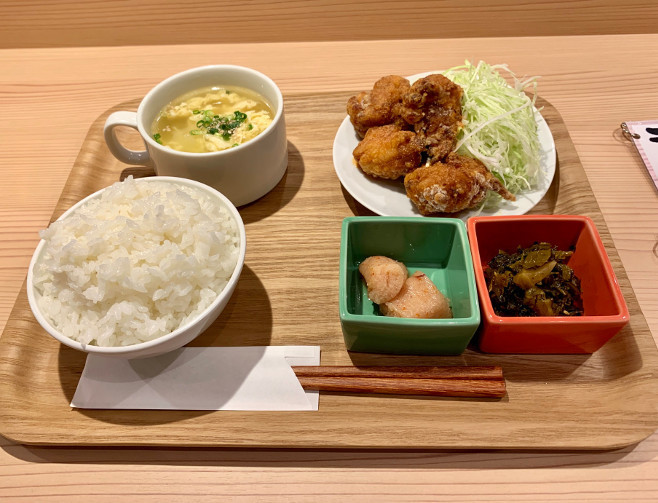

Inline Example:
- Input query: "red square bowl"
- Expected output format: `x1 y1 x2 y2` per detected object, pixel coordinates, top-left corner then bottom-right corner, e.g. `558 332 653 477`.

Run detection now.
467 215 629 354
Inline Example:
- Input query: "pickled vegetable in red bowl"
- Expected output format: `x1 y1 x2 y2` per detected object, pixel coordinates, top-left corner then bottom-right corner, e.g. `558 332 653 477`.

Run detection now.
485 241 584 318
467 215 629 354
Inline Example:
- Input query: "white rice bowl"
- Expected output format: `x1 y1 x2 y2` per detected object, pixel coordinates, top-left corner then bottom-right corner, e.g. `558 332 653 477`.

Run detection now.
28 176 245 355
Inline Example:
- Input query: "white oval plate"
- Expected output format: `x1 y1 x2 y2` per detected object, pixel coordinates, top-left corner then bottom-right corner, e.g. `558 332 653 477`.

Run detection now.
332 72 556 219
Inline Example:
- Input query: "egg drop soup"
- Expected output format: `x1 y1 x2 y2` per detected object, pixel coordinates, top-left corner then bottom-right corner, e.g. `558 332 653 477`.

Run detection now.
151 86 274 153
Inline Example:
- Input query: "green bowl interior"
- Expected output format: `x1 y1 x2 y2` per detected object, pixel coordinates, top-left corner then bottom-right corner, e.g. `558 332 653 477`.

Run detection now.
342 218 475 322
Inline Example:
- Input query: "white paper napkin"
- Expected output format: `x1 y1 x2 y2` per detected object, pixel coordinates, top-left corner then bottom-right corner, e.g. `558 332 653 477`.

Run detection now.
71 346 320 411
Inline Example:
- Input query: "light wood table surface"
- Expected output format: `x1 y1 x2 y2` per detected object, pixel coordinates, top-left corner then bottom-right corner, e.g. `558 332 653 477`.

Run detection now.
1 35 658 501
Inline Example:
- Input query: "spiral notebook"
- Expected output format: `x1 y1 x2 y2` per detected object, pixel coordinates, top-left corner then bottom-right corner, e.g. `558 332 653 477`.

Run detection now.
622 121 658 191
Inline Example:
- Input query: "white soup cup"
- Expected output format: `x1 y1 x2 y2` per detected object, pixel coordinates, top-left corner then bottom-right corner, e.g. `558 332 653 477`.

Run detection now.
104 65 288 207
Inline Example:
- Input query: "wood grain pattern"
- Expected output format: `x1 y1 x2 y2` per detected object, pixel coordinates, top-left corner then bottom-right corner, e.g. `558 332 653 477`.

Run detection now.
1 432 656 501
2 36 658 501
2 0 658 49
0 94 656 450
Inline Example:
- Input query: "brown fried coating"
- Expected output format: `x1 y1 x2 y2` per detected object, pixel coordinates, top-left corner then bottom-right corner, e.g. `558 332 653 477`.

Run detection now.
400 74 463 161
347 75 411 138
353 124 424 180
404 153 516 215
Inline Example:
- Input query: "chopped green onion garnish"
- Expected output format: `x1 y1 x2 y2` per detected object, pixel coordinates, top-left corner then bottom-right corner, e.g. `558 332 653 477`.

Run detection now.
189 130 201 135
153 133 162 144
189 109 249 142
247 124 253 131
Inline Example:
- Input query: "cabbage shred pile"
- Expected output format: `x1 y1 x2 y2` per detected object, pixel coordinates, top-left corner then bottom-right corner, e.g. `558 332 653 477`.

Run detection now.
442 61 541 205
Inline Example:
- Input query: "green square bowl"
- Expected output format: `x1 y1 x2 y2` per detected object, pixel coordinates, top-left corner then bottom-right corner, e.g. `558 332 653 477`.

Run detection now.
339 217 480 355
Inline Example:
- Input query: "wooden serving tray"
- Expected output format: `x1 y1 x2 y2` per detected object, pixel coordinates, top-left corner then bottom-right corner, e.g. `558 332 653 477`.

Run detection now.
1 93 657 449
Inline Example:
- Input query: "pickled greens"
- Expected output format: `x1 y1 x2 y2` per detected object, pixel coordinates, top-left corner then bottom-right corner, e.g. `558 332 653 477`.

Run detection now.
442 61 541 204
485 242 583 317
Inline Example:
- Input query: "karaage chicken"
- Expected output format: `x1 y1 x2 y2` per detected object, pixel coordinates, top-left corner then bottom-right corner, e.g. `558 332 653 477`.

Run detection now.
347 75 411 138
400 74 463 162
353 124 424 180
404 153 515 214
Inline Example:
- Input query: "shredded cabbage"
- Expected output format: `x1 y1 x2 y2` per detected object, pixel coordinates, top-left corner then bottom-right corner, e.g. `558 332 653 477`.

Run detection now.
442 61 542 204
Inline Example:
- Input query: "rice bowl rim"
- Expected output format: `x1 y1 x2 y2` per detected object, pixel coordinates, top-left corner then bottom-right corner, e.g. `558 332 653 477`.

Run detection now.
26 176 247 355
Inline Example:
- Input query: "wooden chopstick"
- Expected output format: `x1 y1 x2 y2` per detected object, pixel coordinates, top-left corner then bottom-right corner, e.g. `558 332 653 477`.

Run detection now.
292 365 503 380
295 376 505 398
292 366 506 398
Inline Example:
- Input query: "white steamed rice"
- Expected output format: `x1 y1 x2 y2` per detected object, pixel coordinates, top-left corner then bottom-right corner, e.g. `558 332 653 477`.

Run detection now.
32 176 240 347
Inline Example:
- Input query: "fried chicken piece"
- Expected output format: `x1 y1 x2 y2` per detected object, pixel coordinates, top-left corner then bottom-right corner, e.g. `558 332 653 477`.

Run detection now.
380 271 452 319
353 124 424 180
400 74 463 161
358 256 408 304
404 153 516 215
347 75 411 138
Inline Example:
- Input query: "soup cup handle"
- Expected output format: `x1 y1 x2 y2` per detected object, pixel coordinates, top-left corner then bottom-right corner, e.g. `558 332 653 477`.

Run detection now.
104 111 151 165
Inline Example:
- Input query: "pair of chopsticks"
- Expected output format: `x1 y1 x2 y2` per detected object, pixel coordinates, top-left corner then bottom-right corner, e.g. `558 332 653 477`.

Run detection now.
292 366 506 398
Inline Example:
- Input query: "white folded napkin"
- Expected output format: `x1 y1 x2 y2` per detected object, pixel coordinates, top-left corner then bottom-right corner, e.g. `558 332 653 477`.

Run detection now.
71 346 320 411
